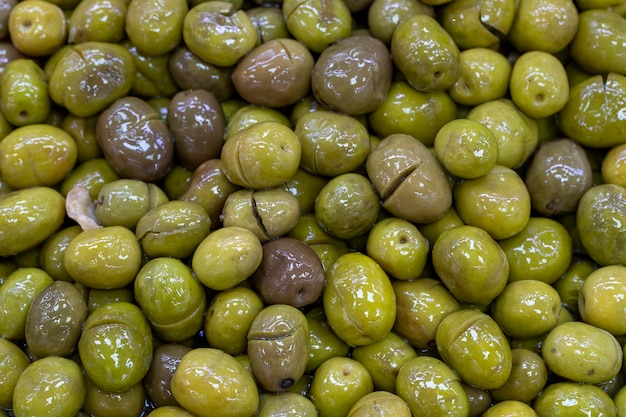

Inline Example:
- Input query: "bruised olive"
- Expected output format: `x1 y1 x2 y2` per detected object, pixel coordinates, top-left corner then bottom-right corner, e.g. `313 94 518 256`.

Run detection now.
25 280 87 358
312 35 392 115
252 237 325 308
168 89 225 171
232 38 314 108
248 304 309 392
97 96 175 183
144 344 193 408
366 134 451 224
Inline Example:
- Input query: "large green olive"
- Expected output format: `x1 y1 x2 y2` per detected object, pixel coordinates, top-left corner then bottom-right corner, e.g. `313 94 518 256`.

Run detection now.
48 42 135 118
348 391 412 417
12 356 85 417
134 257 207 342
135 200 211 259
67 0 127 44
78 301 153 392
432 225 509 306
0 124 77 189
579 265 626 336
309 357 374 417
436 309 512 389
577 184 626 266
0 267 53 340
247 304 309 392
0 337 30 408
25 280 88 358
324 252 396 346
171 348 259 417
205 286 265 355
64 226 142 289
125 0 187 57
534 382 616 417
396 356 469 417
0 186 65 257
542 321 623 384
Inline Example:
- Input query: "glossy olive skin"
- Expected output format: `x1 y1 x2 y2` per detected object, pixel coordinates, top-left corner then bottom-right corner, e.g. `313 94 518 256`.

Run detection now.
135 200 211 259
144 343 193 408
0 337 30 408
232 38 314 108
205 286 264 355
396 356 469 417
124 41 179 100
312 35 392 115
257 392 317 417
8 0 66 57
95 179 169 230
168 46 234 102
183 2 257 67
247 304 309 392
67 0 126 44
171 348 259 417
0 58 49 126
25 280 88 358
222 188 300 242
558 73 626 148
64 226 142 289
280 168 328 214
309 357 374 417
179 159 239 227
252 237 324 308
577 184 626 266
367 134 451 224
79 301 153 392
167 89 225 170
393 278 460 349
391 14 460 92
534 382 616 417
82 378 146 417
134 257 207 342
0 124 78 189
97 96 175 183
579 265 626 336
48 42 135 118
436 309 512 390
0 186 65 257
125 0 187 57
315 173 380 240
306 309 350 372
542 321 623 384
60 158 121 200
351 331 418 393
490 348 548 403
432 225 509 305
61 114 102 163
225 105 291 139
246 7 290 45
348 391 412 417
12 356 85 417
525 138 593 215
324 252 396 347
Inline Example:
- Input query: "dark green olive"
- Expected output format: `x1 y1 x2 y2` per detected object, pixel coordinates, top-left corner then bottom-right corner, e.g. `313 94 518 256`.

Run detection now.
247 304 309 392
144 343 193 408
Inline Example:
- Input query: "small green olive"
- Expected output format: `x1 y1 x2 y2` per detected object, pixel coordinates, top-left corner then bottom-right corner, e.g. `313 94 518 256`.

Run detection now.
305 310 350 373
490 348 548 403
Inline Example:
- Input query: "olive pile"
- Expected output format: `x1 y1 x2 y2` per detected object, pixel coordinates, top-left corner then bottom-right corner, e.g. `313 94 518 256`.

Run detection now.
0 0 625 414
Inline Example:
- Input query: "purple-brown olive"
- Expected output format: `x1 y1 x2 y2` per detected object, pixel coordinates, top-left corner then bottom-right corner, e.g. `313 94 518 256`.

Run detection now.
144 343 193 408
96 96 175 183
252 237 325 308
167 89 226 170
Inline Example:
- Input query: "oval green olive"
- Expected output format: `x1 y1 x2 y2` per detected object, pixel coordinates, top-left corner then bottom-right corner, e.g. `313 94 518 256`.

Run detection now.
0 337 30 408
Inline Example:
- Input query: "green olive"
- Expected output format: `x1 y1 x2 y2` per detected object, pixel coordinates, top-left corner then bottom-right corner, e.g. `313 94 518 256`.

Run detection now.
87 287 135 314
225 105 291 140
135 200 211 259
146 406 196 417
348 391 412 417
67 0 127 44
436 309 512 389
0 267 54 340
490 348 548 403
579 265 626 336
324 252 396 347
351 331 418 393
191 226 263 291
305 310 350 373
309 357 374 417
482 400 537 417
542 321 622 384
79 301 153 392
134 257 207 342
432 225 508 306
0 58 50 126
0 186 66 257
553 259 596 315
256 392 317 417
247 304 309 392
64 226 142 289
280 168 328 214
0 124 77 189
396 356 469 417
60 158 120 200
205 286 264 356
12 356 85 417
0 337 30 408
533 382 616 417
367 0 434 44
171 348 259 417
82 378 146 417
8 0 66 56
125 0 187 57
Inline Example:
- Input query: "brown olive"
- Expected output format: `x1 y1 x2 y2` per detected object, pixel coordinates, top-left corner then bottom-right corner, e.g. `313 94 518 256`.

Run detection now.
144 344 193 408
